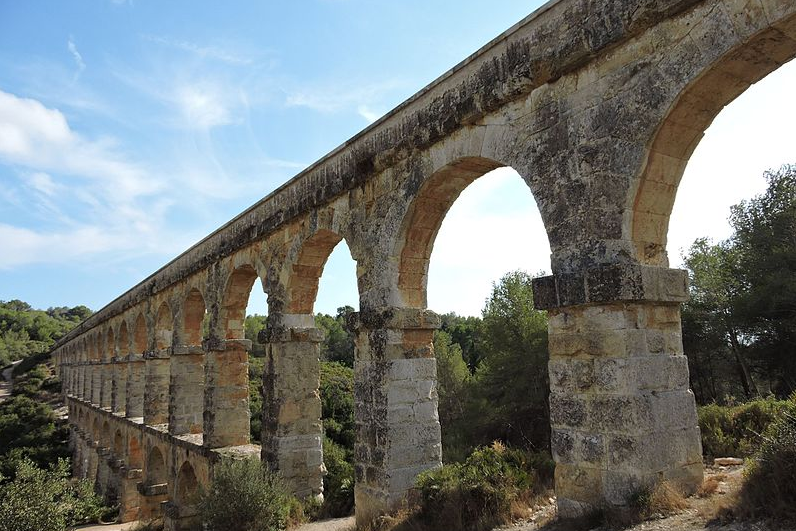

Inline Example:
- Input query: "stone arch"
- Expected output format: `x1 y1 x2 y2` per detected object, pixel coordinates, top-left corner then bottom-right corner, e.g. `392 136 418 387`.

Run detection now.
629 6 796 266
113 428 124 456
92 417 100 443
183 288 207 345
155 302 173 350
128 434 143 469
105 327 115 361
176 461 200 506
101 420 111 448
145 446 167 486
284 229 355 314
133 312 147 354
118 321 130 358
220 265 259 339
394 156 539 308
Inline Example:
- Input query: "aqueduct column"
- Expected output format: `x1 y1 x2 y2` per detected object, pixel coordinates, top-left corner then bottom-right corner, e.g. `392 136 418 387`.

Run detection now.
533 264 702 517
112 358 127 414
144 350 171 425
262 313 325 499
91 363 102 405
352 307 442 526
202 339 250 448
168 346 205 435
100 362 113 409
126 354 146 418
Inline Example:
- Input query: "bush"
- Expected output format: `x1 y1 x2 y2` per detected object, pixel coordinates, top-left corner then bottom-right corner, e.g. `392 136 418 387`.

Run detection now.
0 395 69 476
734 405 796 521
413 443 553 531
0 457 105 531
321 437 354 518
199 457 294 531
698 397 792 458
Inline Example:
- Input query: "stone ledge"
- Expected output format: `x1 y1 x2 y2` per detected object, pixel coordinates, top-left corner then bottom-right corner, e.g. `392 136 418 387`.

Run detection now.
354 307 441 331
202 338 252 352
171 345 205 356
533 264 688 310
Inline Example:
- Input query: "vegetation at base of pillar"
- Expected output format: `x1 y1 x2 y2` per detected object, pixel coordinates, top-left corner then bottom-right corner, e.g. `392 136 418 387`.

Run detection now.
198 457 295 531
315 305 356 367
0 300 92 368
682 164 796 403
0 457 106 531
396 442 554 531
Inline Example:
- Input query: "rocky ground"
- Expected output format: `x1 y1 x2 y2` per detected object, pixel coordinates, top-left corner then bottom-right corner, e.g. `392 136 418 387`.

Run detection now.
497 464 792 531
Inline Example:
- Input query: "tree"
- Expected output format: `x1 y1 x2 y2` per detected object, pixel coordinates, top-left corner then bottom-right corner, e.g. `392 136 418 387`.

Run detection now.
433 330 472 462
468 271 550 450
315 306 356 367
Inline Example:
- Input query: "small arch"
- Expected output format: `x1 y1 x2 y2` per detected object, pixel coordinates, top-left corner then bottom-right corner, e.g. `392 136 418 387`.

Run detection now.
286 229 349 314
145 446 167 486
128 435 143 469
155 302 173 350
113 428 124 456
101 420 111 448
176 461 200 506
105 327 115 361
183 288 207 345
221 265 259 339
92 417 100 442
133 313 147 354
118 321 130 358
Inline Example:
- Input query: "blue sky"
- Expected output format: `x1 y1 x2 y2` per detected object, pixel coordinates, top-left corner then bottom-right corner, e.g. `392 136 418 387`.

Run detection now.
0 1 794 317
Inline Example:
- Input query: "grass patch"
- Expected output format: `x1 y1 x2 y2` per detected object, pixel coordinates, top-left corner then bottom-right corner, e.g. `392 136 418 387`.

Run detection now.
698 397 792 459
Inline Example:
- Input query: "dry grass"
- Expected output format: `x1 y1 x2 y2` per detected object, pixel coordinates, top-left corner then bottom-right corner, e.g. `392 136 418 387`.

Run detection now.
645 481 689 515
696 476 721 498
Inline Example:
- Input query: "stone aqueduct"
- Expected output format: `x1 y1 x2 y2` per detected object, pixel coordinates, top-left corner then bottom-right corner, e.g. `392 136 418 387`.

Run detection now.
51 0 796 528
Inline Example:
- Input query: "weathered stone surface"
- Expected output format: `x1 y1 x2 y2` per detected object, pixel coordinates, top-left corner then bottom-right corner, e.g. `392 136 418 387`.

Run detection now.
51 0 796 524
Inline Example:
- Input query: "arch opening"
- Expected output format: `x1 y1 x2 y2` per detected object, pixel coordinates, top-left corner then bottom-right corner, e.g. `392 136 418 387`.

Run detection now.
145 447 167 487
221 265 259 340
133 313 147 354
176 461 199 506
155 302 173 350
183 288 208 345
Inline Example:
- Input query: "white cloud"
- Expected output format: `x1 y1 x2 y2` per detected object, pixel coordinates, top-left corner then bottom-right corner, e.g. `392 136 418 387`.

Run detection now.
357 105 382 124
27 172 58 196
67 37 86 79
176 83 236 129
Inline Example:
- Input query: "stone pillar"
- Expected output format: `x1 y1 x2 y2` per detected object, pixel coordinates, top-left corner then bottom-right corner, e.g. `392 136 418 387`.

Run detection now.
119 467 143 522
82 364 90 401
144 350 170 426
101 362 113 410
533 264 703 518
112 357 127 414
168 346 205 435
92 363 103 405
203 338 251 448
262 315 324 499
352 307 442 527
137 482 169 521
126 355 146 418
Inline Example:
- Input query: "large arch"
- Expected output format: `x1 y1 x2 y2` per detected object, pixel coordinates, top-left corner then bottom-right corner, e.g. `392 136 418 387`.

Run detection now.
144 446 167 487
176 461 199 506
285 229 349 315
155 302 173 350
133 312 147 354
629 8 796 266
182 288 207 345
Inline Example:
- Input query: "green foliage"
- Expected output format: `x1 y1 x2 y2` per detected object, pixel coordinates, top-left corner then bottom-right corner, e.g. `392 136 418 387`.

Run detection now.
315 306 355 367
433 330 472 462
0 457 105 531
244 315 267 357
0 300 91 368
319 361 355 451
248 356 265 442
439 313 484 373
414 443 553 531
199 457 293 531
697 397 793 458
468 271 549 450
683 165 796 402
734 400 796 522
321 437 354 518
0 395 69 476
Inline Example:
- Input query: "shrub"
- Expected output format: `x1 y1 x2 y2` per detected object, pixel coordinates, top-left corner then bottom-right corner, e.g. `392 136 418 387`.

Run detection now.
321 437 354 517
199 457 293 531
698 397 791 458
0 457 105 531
0 395 69 476
734 407 796 522
413 443 553 531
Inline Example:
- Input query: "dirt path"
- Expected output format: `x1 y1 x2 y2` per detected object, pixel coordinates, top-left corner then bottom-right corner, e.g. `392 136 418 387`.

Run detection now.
497 464 789 531
293 516 356 531
0 361 19 402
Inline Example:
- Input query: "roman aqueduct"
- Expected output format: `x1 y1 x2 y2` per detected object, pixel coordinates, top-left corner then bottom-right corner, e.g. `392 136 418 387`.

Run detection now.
51 0 796 528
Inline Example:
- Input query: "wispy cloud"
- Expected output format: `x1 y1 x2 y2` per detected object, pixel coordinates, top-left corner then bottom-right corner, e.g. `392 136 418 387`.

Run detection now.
285 79 402 114
142 35 254 66
67 37 86 80
357 104 383 124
